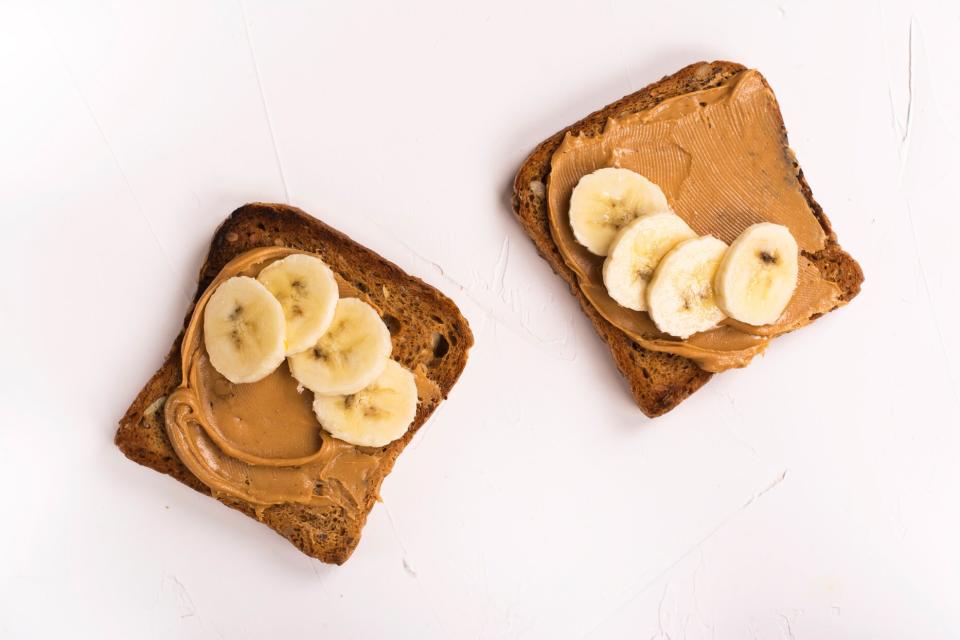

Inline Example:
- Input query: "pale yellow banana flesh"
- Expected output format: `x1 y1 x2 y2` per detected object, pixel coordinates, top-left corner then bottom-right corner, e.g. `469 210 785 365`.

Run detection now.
257 253 339 356
313 360 418 448
288 297 392 396
646 236 728 339
203 276 287 384
714 223 799 326
602 212 697 311
569 167 670 256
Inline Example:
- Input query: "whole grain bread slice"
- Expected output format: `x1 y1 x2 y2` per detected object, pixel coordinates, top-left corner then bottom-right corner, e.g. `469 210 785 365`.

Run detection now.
115 203 473 564
512 60 863 417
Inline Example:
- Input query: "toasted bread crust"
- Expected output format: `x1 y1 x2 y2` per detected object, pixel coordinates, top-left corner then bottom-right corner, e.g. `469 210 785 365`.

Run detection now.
115 203 473 564
512 61 863 417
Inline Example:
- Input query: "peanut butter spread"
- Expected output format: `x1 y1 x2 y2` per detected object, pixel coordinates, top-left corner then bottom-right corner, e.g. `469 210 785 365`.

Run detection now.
547 69 842 371
164 247 437 519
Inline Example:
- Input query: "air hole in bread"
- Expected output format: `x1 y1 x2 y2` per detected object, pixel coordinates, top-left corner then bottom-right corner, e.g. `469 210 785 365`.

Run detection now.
432 333 449 359
354 281 369 293
382 314 401 335
430 315 443 324
256 222 266 231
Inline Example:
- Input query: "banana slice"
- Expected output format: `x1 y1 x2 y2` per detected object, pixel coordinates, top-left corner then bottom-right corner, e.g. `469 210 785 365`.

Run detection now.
647 236 728 339
569 167 670 256
288 297 391 395
313 360 418 448
714 223 799 326
602 212 697 311
203 276 286 384
257 253 339 355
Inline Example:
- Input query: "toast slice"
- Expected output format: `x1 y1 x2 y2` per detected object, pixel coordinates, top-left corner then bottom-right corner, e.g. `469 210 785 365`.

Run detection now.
512 60 863 417
115 203 473 564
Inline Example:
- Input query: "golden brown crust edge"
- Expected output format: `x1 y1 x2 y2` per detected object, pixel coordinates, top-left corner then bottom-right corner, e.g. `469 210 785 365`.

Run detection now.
511 60 864 417
115 203 473 564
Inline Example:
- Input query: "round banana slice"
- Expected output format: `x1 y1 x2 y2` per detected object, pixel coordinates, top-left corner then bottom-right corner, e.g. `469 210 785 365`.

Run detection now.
203 276 286 384
288 297 391 395
313 360 418 448
257 253 339 355
647 236 728 339
714 222 799 326
569 167 670 256
602 212 697 311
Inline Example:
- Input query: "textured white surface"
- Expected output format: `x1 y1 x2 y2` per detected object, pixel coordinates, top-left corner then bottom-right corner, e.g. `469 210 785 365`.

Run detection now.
2 0 959 637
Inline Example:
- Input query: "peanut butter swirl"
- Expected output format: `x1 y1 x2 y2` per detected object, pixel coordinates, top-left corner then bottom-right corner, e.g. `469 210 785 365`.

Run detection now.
164 247 435 519
547 69 842 371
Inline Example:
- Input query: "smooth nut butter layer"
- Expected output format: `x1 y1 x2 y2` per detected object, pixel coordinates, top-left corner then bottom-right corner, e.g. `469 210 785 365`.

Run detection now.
547 69 842 371
164 247 437 520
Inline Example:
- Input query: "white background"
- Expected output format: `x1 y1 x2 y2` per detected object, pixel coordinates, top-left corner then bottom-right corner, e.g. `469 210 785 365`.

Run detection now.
1 0 958 638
